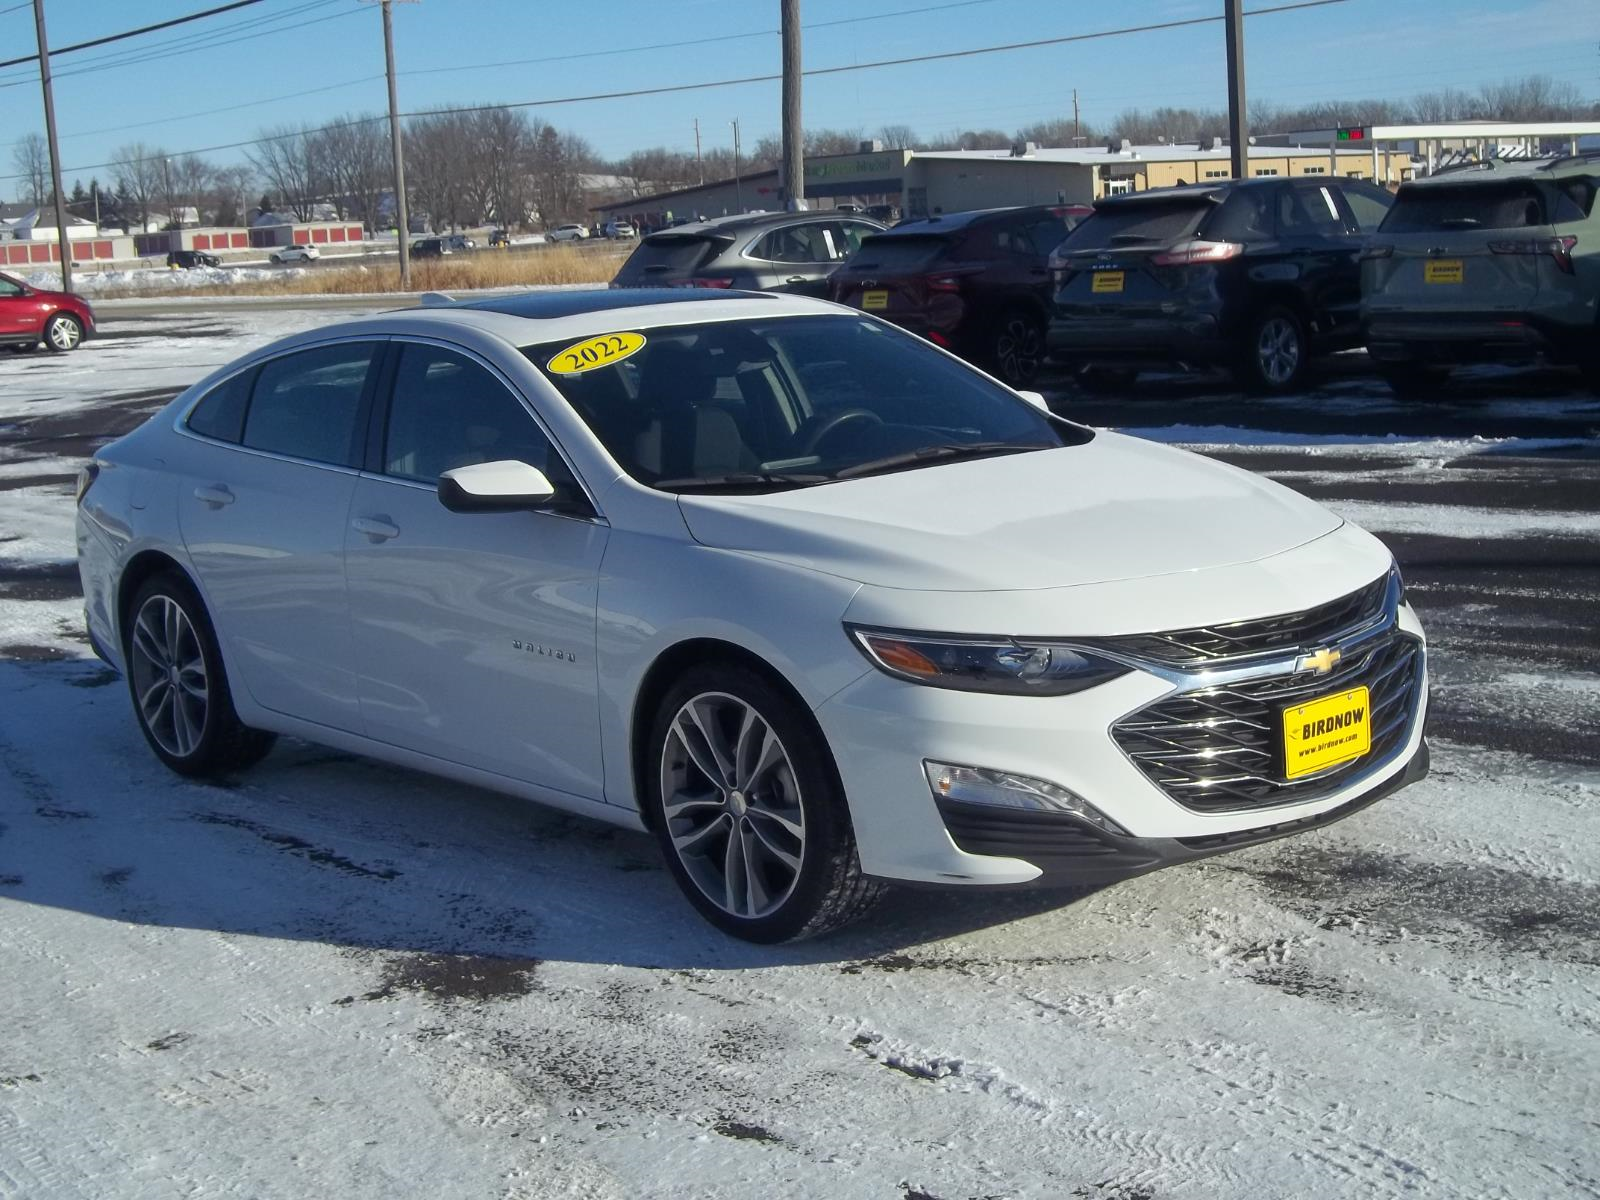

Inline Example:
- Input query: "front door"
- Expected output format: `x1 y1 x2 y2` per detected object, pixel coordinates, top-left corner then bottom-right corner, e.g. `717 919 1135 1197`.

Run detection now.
178 340 383 731
344 340 609 799
0 275 35 339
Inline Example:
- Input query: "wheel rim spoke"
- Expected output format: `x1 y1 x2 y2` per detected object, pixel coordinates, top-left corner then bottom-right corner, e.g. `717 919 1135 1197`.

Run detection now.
131 594 207 759
660 690 806 921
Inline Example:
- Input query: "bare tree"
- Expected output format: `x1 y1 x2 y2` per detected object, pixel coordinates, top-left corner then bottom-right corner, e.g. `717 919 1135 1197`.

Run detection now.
876 124 919 150
11 132 49 207
111 142 167 231
313 116 389 229
210 163 255 228
406 111 471 231
248 126 322 220
170 154 213 224
1015 117 1095 148
1477 75 1584 122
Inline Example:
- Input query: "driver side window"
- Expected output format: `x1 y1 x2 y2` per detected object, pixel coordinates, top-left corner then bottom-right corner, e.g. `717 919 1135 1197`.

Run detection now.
383 344 559 486
0 276 24 298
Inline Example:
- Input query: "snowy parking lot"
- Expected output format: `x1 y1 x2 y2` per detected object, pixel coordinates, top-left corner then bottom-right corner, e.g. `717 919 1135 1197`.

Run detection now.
2 301 1598 1199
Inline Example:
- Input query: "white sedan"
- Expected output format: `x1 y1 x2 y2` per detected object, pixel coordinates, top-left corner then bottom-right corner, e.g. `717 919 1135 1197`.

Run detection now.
75 291 1429 941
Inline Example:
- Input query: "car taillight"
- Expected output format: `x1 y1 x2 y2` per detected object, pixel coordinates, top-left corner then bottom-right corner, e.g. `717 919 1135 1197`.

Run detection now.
1359 243 1393 260
1150 239 1243 267
75 463 99 506
689 276 734 288
925 275 963 292
1489 235 1578 274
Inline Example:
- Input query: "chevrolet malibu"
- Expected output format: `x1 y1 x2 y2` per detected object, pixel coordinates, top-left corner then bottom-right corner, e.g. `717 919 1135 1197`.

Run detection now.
76 290 1429 941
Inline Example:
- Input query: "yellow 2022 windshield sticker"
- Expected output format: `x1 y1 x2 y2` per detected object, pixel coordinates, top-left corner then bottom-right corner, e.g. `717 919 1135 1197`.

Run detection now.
547 332 646 375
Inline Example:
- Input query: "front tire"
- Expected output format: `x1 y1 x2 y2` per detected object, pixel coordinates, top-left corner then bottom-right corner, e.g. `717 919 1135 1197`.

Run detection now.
124 572 275 778
43 313 83 353
1236 306 1308 393
647 663 884 942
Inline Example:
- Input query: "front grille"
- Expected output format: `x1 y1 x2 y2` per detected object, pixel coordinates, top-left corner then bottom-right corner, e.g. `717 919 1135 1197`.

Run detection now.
1104 575 1388 666
1111 633 1423 814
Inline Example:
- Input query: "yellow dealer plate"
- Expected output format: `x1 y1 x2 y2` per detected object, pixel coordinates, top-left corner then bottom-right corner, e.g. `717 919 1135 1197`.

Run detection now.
1283 686 1371 780
862 290 889 310
1092 271 1125 294
548 331 646 375
1424 259 1463 285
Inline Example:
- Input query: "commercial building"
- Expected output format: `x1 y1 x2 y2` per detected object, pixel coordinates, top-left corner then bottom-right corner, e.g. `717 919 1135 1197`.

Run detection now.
592 141 1410 227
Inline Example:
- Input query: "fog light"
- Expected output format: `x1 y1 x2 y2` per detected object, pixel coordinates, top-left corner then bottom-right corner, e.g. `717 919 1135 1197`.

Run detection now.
923 760 1128 836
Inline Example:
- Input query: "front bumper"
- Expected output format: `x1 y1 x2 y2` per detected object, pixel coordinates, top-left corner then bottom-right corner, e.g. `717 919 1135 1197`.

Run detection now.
935 740 1428 888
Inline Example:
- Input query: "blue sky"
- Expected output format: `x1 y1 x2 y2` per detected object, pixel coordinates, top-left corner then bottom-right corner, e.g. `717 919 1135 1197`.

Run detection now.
1 0 1595 192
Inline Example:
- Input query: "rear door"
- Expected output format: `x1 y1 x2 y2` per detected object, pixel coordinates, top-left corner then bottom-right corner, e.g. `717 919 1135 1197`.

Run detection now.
1273 181 1365 339
178 340 383 731
1367 180 1558 316
343 339 609 797
742 221 842 295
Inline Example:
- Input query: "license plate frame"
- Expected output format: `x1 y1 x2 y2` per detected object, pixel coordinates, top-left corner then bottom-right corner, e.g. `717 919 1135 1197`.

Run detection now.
1281 685 1372 780
861 289 889 310
1091 271 1125 294
1424 259 1463 285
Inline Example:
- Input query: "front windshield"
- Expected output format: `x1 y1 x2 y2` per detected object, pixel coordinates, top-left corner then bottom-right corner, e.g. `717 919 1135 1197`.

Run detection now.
524 315 1086 491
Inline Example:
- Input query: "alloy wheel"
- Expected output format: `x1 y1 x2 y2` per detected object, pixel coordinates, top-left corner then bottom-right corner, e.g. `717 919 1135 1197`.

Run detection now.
128 594 209 758
996 316 1043 385
46 316 81 352
659 691 806 920
1255 316 1302 387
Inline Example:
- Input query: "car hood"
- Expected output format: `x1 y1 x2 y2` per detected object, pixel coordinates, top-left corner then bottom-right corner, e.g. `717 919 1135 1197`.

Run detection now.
677 432 1343 592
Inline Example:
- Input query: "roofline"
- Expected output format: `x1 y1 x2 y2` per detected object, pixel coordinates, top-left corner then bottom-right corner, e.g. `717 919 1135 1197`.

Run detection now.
1361 121 1600 141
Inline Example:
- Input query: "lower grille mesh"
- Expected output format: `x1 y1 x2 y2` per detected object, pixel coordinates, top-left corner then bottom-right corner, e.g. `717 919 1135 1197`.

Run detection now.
1111 634 1423 814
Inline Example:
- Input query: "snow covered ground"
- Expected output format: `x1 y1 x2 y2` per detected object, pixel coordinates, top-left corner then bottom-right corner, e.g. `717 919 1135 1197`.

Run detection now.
2 307 1598 1198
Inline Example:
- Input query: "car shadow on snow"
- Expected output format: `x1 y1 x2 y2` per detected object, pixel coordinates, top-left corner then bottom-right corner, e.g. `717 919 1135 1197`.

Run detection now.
0 659 1092 972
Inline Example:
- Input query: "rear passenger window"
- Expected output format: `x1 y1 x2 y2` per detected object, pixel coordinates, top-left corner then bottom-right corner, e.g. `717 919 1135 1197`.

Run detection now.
185 370 253 443
751 224 833 263
1277 187 1345 236
1206 188 1274 242
1338 185 1393 232
241 342 377 467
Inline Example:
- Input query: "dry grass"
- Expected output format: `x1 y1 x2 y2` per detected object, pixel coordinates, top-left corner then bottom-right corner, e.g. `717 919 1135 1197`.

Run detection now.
89 244 629 300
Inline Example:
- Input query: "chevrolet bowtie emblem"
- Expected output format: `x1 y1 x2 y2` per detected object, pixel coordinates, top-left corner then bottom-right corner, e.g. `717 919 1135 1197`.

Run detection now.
1298 647 1342 675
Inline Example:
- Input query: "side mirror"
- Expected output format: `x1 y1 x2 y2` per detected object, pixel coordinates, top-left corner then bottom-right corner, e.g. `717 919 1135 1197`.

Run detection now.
1016 389 1050 413
438 460 556 513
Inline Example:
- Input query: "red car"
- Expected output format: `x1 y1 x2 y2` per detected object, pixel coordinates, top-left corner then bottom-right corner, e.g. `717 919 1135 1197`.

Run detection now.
0 270 95 353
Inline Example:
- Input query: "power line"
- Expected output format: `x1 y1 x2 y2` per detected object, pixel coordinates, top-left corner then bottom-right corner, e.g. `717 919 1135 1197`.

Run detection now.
0 0 1352 185
0 0 343 89
0 0 267 71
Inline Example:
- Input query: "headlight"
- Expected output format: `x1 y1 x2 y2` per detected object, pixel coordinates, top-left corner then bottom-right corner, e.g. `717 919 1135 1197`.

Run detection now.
848 625 1129 696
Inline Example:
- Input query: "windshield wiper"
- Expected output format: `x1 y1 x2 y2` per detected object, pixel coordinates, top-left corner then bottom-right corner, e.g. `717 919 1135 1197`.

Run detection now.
834 441 1040 480
655 471 828 492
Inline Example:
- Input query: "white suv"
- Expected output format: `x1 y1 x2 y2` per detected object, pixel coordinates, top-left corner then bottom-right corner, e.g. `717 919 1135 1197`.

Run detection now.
546 224 589 243
76 291 1429 941
269 245 320 264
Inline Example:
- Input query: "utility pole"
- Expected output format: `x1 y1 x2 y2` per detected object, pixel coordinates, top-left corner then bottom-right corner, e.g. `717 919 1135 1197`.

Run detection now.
1224 0 1248 180
1073 88 1080 146
32 0 73 294
163 157 174 227
381 0 412 288
731 119 743 213
694 118 703 184
779 0 804 210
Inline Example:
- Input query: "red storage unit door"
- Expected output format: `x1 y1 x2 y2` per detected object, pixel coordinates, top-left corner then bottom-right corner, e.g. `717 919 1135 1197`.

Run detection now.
5 245 28 266
232 233 249 248
330 227 346 243
94 241 113 259
311 228 329 243
293 229 311 245
346 225 362 242
194 234 211 250
31 244 52 263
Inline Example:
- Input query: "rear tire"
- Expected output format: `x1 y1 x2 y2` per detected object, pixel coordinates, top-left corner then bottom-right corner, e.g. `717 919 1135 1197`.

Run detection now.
988 309 1046 387
123 572 276 778
646 663 884 942
1378 362 1450 399
1235 306 1308 394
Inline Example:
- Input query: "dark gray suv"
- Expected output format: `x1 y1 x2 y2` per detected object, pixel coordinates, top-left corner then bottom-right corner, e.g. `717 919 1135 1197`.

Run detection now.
1361 154 1600 394
611 211 884 296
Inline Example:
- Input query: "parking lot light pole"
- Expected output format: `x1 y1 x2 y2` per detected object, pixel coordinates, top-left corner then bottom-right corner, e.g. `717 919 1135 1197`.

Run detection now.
1224 0 1248 181
32 0 73 294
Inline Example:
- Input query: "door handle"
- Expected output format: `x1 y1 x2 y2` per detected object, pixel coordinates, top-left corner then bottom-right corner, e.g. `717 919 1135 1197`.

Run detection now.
785 276 807 285
193 484 234 508
351 515 400 542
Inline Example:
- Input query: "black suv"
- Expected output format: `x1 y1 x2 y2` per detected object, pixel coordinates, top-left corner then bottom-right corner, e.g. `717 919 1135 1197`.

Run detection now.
829 205 1091 386
610 211 884 296
167 249 220 269
1047 178 1394 392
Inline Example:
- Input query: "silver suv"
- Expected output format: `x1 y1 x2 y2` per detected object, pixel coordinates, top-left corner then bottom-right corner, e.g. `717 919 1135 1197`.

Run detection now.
1361 154 1600 394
